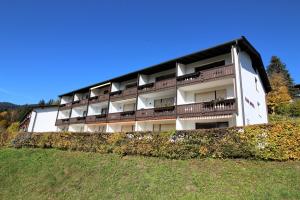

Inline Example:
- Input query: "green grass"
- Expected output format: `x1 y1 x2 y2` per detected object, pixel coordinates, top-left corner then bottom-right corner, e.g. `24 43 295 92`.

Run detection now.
0 148 299 200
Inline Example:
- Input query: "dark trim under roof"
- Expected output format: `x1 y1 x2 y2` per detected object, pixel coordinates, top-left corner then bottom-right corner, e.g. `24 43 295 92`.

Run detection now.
59 36 271 97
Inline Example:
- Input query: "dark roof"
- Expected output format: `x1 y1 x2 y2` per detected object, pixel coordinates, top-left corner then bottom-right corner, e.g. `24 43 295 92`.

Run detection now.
59 36 271 97
294 84 300 88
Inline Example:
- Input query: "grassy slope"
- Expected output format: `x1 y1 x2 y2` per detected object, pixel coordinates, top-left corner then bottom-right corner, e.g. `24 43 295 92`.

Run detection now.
0 148 299 200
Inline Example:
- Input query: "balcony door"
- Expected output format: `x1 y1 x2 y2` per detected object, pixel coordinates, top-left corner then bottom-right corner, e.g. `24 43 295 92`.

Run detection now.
195 89 227 103
123 103 136 112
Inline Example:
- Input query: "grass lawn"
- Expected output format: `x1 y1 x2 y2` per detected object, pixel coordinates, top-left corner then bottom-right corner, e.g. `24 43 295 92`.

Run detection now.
0 148 299 200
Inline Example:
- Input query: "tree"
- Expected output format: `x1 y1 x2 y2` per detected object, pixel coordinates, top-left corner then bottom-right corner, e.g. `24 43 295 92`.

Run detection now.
38 99 46 106
267 73 292 114
267 56 295 95
47 99 54 105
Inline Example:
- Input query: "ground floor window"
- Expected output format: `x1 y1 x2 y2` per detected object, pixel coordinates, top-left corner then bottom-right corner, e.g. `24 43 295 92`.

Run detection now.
121 125 135 132
153 123 176 132
195 122 228 129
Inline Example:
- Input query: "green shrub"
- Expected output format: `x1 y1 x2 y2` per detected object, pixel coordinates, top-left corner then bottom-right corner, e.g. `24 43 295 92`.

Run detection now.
12 122 300 161
275 103 292 116
290 100 300 117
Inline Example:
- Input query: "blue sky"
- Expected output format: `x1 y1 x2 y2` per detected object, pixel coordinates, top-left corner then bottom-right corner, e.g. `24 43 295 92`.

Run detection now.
0 0 299 105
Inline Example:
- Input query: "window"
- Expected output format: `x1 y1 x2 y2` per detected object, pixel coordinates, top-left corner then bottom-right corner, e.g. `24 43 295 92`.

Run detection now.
195 92 215 103
154 97 174 108
153 124 176 131
123 103 136 112
195 60 225 72
255 77 258 92
121 125 135 132
216 89 227 100
196 122 229 129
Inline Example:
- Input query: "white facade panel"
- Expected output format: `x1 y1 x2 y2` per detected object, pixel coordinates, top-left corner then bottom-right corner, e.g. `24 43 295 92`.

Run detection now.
28 107 58 132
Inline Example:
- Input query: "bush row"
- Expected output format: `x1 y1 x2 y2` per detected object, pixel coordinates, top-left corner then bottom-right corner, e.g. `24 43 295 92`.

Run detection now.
12 121 300 160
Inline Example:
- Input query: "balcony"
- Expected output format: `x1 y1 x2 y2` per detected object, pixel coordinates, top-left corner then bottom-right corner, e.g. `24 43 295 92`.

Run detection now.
86 114 107 124
55 118 70 126
138 78 176 94
69 116 86 124
59 102 72 110
89 94 109 104
72 99 89 107
136 106 176 121
110 86 137 101
107 111 136 122
177 64 235 86
177 99 236 118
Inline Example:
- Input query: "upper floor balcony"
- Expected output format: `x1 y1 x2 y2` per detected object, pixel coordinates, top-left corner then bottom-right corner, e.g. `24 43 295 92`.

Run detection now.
110 80 137 101
89 84 110 104
59 95 73 110
177 98 236 118
69 106 87 124
138 69 176 94
108 98 136 122
72 92 89 108
177 77 237 118
136 89 176 120
176 54 234 86
86 102 108 124
177 63 235 87
56 109 71 126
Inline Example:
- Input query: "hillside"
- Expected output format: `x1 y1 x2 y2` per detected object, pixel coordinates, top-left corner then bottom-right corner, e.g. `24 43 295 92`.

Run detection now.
0 148 299 200
0 102 19 111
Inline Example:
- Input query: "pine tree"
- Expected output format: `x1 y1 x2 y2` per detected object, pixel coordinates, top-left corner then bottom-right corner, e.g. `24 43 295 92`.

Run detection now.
267 56 294 95
38 99 46 106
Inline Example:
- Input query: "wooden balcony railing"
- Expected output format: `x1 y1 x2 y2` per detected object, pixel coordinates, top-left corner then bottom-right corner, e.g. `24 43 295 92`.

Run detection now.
107 111 136 122
177 99 236 117
59 102 72 110
110 87 137 101
136 106 176 120
138 78 176 93
177 64 235 86
86 114 107 123
88 94 109 104
72 99 89 107
55 118 70 126
69 116 86 124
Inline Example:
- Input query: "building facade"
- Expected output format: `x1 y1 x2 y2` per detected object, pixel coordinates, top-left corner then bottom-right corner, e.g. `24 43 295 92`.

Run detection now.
54 37 270 133
22 105 59 133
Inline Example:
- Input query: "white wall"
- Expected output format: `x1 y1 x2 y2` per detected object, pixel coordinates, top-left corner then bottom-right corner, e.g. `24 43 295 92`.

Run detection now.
58 110 70 119
239 51 268 125
28 107 58 132
176 117 235 130
69 124 85 132
88 102 108 115
136 120 176 131
109 99 136 113
138 69 175 85
90 86 109 97
61 96 73 104
74 93 89 101
107 123 122 132
71 106 87 117
85 124 106 132
111 79 136 92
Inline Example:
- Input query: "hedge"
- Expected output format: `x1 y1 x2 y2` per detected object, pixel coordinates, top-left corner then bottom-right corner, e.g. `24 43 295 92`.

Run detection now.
11 121 300 160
